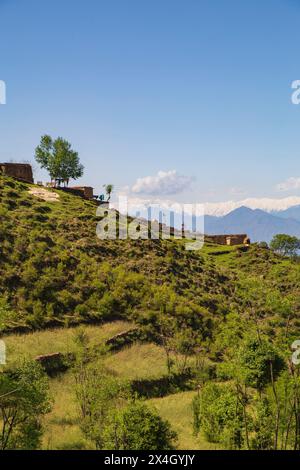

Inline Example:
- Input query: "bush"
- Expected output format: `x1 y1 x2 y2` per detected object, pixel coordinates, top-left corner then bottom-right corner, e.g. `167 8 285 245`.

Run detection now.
0 360 51 449
104 402 177 450
238 338 285 390
193 383 245 449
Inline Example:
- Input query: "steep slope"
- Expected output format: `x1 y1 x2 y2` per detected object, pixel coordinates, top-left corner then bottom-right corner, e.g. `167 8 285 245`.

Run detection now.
0 176 233 332
1 175 300 343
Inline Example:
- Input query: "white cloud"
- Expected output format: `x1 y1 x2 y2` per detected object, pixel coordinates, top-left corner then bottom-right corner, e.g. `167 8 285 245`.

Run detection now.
131 170 194 196
277 177 300 192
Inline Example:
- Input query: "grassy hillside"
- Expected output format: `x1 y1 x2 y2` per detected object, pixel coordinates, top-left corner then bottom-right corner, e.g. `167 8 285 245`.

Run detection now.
1 175 300 450
3 322 214 450
1 174 299 337
0 175 233 333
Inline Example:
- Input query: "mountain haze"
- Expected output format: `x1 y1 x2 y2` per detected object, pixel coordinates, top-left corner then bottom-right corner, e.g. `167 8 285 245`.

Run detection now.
204 206 300 243
272 204 300 222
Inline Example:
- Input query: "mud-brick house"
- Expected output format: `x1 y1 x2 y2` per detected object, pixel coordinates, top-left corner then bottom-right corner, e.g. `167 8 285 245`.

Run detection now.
71 186 94 199
0 163 34 183
72 186 110 207
60 185 95 200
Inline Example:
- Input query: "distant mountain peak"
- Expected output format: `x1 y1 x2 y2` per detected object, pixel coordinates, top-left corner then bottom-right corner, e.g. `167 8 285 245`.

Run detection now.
229 205 253 214
204 205 300 243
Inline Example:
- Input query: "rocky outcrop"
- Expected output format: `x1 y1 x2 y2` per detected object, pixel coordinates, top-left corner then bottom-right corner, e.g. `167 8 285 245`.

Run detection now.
105 328 155 351
35 352 75 375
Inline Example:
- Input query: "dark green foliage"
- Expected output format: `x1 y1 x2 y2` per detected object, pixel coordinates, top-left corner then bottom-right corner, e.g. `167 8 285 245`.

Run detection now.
251 398 274 450
35 135 84 185
104 401 177 450
238 338 285 390
0 360 51 450
193 382 245 449
270 234 300 257
257 241 269 249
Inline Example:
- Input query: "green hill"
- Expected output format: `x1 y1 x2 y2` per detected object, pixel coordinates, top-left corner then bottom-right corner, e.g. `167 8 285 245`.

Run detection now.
0 175 299 338
0 175 235 333
1 175 300 450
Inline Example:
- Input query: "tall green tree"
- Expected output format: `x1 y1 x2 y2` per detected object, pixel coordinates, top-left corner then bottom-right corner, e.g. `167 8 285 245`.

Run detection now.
35 135 84 186
193 382 245 449
270 234 300 257
238 337 285 391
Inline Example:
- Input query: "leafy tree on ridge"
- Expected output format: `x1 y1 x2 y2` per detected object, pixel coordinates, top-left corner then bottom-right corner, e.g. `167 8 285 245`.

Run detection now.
35 135 84 186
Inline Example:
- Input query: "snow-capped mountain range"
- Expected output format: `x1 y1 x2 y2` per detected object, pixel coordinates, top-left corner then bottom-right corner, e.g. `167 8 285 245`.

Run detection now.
203 196 300 217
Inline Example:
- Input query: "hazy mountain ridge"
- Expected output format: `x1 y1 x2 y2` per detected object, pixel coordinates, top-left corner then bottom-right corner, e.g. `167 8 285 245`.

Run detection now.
204 206 300 243
272 204 300 222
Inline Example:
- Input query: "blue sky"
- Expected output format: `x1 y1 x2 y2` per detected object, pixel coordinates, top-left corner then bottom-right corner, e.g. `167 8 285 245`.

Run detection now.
1 0 300 210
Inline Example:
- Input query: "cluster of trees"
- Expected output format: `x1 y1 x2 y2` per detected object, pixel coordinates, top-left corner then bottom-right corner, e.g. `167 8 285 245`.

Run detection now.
138 284 212 375
270 234 300 257
0 332 179 451
73 331 177 450
0 361 51 450
189 272 300 450
193 326 300 450
258 234 300 257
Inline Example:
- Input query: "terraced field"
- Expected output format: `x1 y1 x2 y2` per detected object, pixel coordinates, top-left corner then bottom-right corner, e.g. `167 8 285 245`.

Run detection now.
4 321 205 450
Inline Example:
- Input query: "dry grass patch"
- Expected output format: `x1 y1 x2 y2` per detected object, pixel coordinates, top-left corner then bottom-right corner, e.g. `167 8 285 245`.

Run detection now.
104 343 169 380
4 321 133 364
42 372 91 450
148 391 220 450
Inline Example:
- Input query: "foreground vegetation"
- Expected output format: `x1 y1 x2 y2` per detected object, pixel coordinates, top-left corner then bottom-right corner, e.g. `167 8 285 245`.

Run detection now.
1 175 300 449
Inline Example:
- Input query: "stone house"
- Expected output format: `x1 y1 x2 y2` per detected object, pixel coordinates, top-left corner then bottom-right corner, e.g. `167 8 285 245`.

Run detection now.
205 234 250 246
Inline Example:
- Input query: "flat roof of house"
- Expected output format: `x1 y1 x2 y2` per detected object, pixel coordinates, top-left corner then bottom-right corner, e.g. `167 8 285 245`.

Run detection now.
71 186 94 189
0 162 32 166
